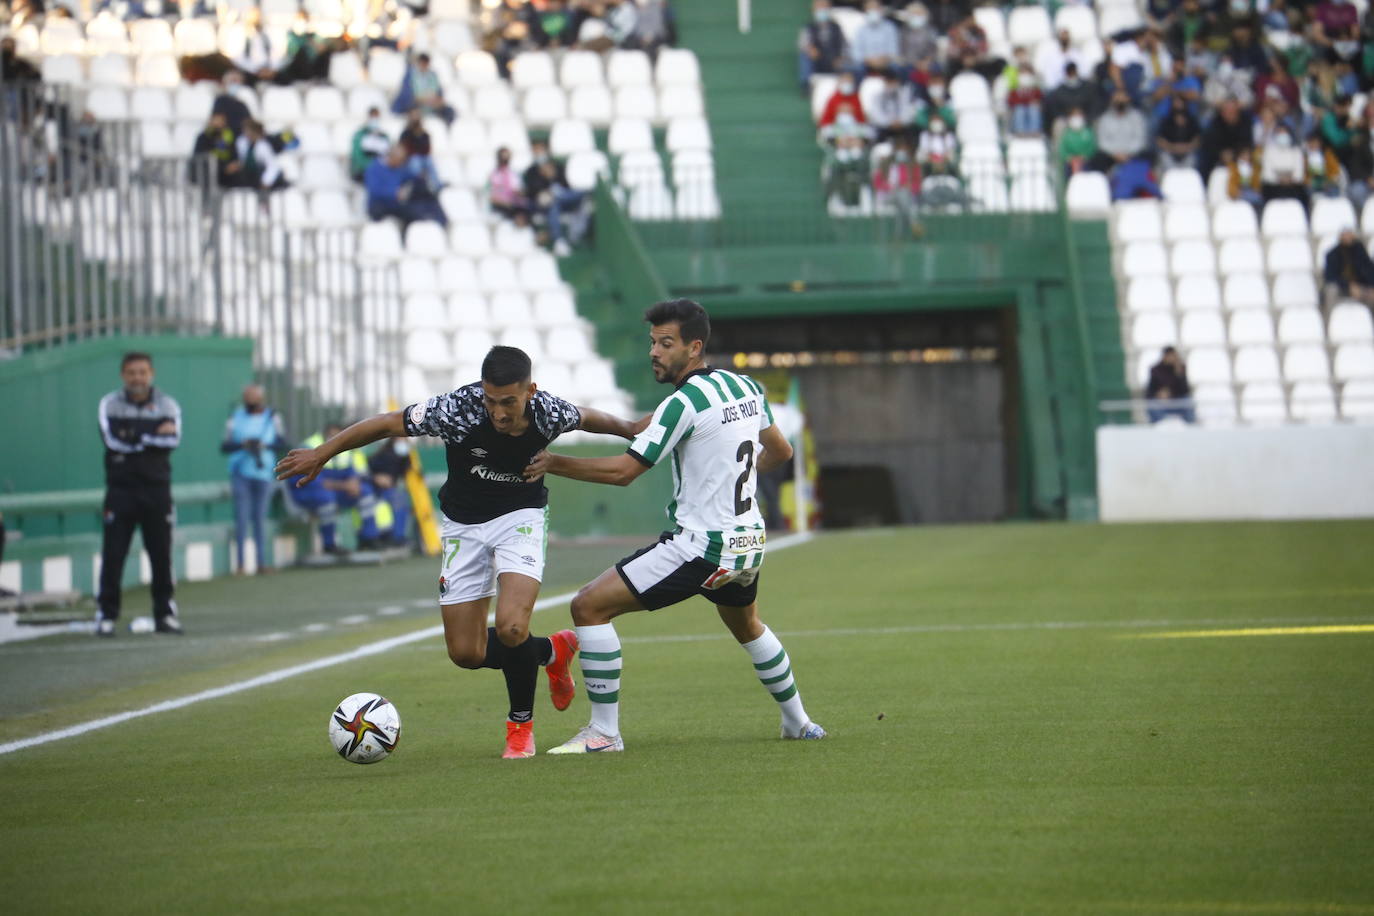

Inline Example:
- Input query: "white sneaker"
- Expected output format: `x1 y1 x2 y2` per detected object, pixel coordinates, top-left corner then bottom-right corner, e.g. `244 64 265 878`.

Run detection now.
94 617 116 638
782 721 827 740
547 725 623 755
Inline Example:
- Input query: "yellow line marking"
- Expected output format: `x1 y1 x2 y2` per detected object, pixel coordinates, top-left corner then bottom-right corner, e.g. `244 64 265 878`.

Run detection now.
1134 624 1374 640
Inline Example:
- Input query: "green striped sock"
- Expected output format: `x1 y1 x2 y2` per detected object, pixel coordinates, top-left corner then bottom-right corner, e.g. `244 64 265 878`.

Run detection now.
743 626 809 734
577 623 622 737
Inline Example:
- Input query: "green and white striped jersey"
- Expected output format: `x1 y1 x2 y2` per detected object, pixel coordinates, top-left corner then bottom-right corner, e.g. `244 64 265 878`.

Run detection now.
627 368 776 567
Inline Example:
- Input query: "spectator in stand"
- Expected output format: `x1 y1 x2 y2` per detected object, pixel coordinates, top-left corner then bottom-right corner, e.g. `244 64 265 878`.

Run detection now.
1311 0 1362 60
798 0 850 89
1035 29 1086 92
1255 66 1301 111
1145 347 1196 424
947 16 998 81
393 54 456 126
489 146 530 224
1043 62 1103 127
818 73 867 127
1007 71 1044 137
275 14 340 85
1156 95 1202 170
232 8 283 86
1227 24 1269 75
1058 107 1097 175
870 69 920 142
1167 0 1212 59
190 111 240 189
820 102 874 207
234 119 287 194
915 74 955 132
1346 117 1374 212
1200 96 1253 177
1203 55 1256 109
350 108 391 184
1145 0 1181 31
1137 29 1174 88
222 384 286 576
1320 95 1356 167
872 137 920 216
365 145 449 229
1091 90 1149 174
927 0 963 34
399 107 443 193
1147 58 1202 125
1259 125 1308 209
368 438 413 548
898 3 938 68
212 72 253 135
851 0 901 76
536 0 578 48
915 115 965 208
1303 132 1343 198
489 0 548 74
1226 147 1265 208
1323 227 1374 310
523 139 589 256
1 36 38 83
626 0 677 56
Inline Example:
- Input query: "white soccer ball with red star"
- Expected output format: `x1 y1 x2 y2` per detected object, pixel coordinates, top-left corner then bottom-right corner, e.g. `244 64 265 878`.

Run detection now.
328 692 401 764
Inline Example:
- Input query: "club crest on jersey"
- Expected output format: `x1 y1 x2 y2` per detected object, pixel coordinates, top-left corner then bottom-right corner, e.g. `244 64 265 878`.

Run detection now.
409 403 427 427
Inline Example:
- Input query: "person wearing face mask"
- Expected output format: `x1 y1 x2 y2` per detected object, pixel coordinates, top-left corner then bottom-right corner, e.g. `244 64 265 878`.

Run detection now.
489 146 530 224
900 3 938 66
1058 107 1098 175
1156 94 1202 170
821 102 875 205
1259 127 1308 209
1090 92 1149 173
1200 97 1255 176
915 115 966 207
1043 62 1104 126
1312 0 1361 56
1226 147 1265 209
1034 28 1085 92
914 78 956 132
798 0 851 89
1302 133 1343 197
1323 228 1374 311
350 106 392 184
870 69 921 141
852 0 900 75
818 74 868 127
222 385 287 575
1007 70 1044 137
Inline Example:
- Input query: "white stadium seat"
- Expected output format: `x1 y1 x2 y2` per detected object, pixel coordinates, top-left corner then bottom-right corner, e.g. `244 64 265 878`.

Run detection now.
609 118 655 155
1222 273 1270 312
304 86 346 121
628 183 675 221
173 19 218 56
437 256 480 293
404 294 449 330
86 87 130 121
89 53 133 86
534 289 578 325
493 221 537 255
1131 313 1178 350
41 54 82 85
488 292 534 329
449 118 490 156
449 293 489 329
618 150 666 188
1126 276 1173 312
1160 168 1205 203
675 182 722 220
1266 237 1314 273
1175 275 1223 312
479 255 520 293
1310 196 1358 237
1217 238 1263 275
359 222 404 261
521 85 568 126
405 222 450 259
560 51 605 89
1240 382 1288 423
948 72 992 111
1065 173 1110 215
454 329 497 365
406 330 452 369
1122 241 1168 277
1163 203 1210 241
519 253 563 292
655 49 701 85
1289 382 1337 421
1260 198 1309 238
1171 240 1217 277
607 50 653 88
1188 348 1233 385
130 88 173 121
456 51 501 87
432 20 476 56
329 52 368 90
398 258 440 296
571 86 615 126
1054 4 1099 43
666 117 712 152
566 150 611 190
1007 6 1053 46
510 51 556 90
450 222 493 258
1227 310 1275 346
175 83 215 122
135 53 181 88
1193 383 1238 424
1282 344 1332 382
615 85 659 122
1180 311 1226 348
474 85 517 120
1342 379 1374 419
1271 271 1319 310
1210 201 1259 239
1329 303 1374 343
261 87 303 124
129 19 173 54
550 119 596 157
1277 308 1326 345
1233 346 1282 383
658 84 705 120
1335 343 1374 380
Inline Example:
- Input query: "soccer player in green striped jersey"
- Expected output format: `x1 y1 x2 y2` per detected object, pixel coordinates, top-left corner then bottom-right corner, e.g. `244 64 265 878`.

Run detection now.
525 298 826 754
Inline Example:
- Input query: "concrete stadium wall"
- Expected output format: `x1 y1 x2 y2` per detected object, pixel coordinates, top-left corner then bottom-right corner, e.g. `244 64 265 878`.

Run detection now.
1097 425 1374 522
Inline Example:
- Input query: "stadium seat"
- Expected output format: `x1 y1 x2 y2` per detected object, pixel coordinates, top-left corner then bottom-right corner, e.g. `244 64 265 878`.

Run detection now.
449 293 489 329
654 49 701 85
1163 203 1211 241
487 119 532 158
479 255 520 293
405 329 452 369
448 118 490 157
519 253 563 292
1210 201 1259 240
456 51 500 87
1171 240 1217 276
310 190 355 227
534 360 576 397
1329 303 1374 343
1180 311 1226 348
488 292 535 329
1054 3 1098 43
450 222 492 258
550 118 596 157
1270 271 1318 311
359 222 404 261
175 83 215 122
499 326 546 364
1099 4 1145 36
1266 237 1314 273
85 13 130 55
474 85 517 120
574 360 620 398
1260 198 1309 238
609 118 655 155
521 85 568 127
658 84 705 121
566 150 611 190
1335 343 1374 380
173 19 218 56
1233 346 1282 383
666 117 713 152
436 255 480 293
1222 273 1270 312
1131 313 1179 350
1217 238 1263 275
261 87 303 124
560 51 605 89
607 50 653 88
1176 275 1223 312
810 75 839 123
297 156 348 191
40 54 83 85
615 85 659 122
1289 381 1338 421
1363 197 1374 234
1126 276 1174 312
1009 175 1055 212
618 149 666 188
967 174 1010 212
1282 344 1332 382
1239 382 1288 423
1121 241 1168 277
1066 173 1110 215
493 221 537 255
956 110 1000 145
672 149 715 185
329 52 367 90
90 53 133 87
130 88 173 121
1007 6 1053 46
567 85 613 126
272 189 312 229
510 51 556 90
136 53 181 88
675 181 722 220
628 183 675 220
129 19 173 54
1228 309 1275 346
1192 383 1238 424
1310 196 1358 237
948 72 992 111
432 20 475 56
437 188 479 223
303 86 345 122
404 294 449 330
1341 379 1374 419
534 289 578 325
547 325 595 362
86 87 130 121
138 122 175 158
399 258 440 296
405 222 450 259
1205 166 1232 206
1277 308 1325 346
1160 168 1205 203
1115 202 1167 244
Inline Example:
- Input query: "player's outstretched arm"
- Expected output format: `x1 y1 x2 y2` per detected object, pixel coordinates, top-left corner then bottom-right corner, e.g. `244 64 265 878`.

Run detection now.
756 424 794 473
524 450 649 487
275 411 407 487
575 406 652 440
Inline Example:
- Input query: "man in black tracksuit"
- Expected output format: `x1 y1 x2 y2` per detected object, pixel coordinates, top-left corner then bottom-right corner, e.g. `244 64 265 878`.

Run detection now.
96 352 185 636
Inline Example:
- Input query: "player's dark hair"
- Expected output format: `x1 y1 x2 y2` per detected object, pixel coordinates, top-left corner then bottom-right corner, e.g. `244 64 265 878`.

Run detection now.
644 299 710 346
121 351 152 369
482 346 532 386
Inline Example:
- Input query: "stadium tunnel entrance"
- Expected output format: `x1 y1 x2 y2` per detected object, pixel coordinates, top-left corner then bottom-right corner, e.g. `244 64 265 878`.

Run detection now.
708 308 1019 527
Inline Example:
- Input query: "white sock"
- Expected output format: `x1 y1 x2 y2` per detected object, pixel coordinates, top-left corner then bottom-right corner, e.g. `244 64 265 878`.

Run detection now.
741 626 810 735
577 623 621 737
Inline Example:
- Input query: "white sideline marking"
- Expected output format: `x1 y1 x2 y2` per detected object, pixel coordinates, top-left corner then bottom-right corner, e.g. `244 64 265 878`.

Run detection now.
0 532 816 757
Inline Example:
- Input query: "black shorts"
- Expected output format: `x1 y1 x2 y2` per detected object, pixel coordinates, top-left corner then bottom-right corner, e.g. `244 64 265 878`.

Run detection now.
614 532 761 611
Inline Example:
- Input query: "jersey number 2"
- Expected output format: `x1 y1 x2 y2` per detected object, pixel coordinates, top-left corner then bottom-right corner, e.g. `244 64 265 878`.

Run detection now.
734 441 755 516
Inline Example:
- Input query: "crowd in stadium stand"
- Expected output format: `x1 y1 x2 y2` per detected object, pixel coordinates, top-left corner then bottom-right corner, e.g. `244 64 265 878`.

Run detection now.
1 0 678 251
799 0 1374 216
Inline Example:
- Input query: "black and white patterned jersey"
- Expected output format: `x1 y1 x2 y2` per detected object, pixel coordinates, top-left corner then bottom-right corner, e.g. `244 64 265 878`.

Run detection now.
98 387 182 488
404 382 582 524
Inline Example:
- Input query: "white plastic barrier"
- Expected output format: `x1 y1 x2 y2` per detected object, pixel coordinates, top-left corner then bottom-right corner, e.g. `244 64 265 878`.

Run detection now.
1097 425 1374 521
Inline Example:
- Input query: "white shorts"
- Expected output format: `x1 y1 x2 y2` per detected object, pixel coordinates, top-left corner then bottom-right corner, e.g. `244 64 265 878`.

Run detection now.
437 507 548 605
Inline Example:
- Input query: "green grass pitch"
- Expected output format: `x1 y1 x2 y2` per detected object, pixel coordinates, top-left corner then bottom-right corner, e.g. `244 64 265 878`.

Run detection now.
1 521 1372 914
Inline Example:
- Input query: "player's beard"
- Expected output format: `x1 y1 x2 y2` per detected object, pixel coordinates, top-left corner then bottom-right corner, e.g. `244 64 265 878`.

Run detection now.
652 353 686 384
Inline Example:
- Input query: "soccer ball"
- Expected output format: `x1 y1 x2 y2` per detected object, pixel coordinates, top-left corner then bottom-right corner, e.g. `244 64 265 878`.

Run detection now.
328 692 401 764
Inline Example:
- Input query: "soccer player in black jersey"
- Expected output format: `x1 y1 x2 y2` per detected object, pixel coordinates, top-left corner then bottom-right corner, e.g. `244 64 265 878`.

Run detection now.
277 347 644 758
